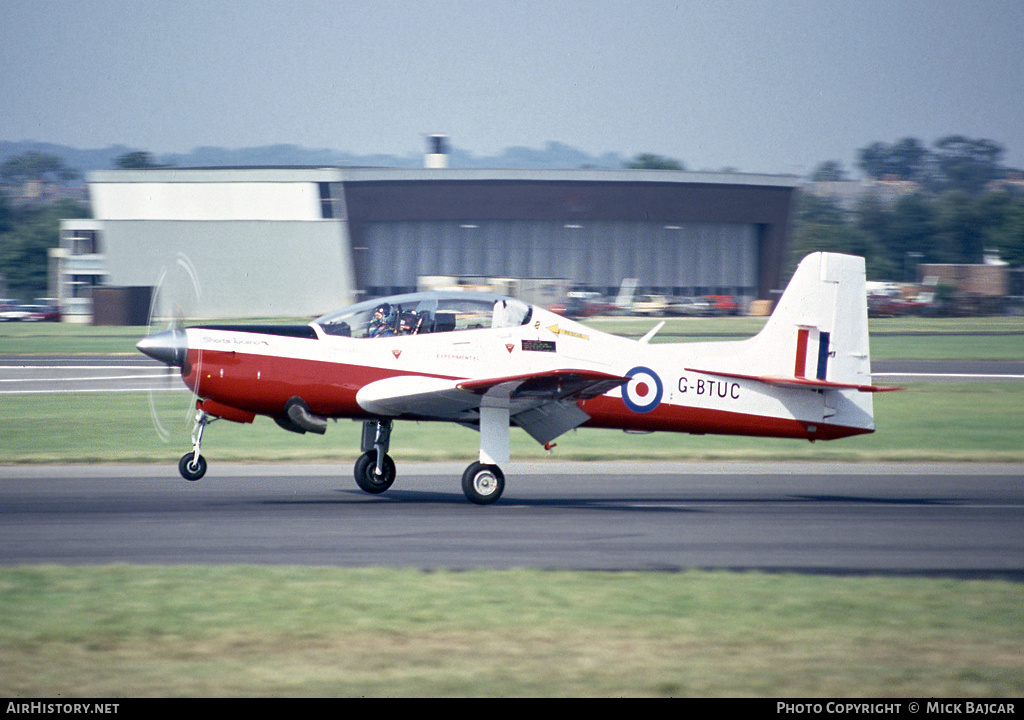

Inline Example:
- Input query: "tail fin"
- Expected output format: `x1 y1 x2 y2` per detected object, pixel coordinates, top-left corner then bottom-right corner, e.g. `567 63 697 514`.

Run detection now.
681 252 890 436
755 252 874 389
687 252 885 392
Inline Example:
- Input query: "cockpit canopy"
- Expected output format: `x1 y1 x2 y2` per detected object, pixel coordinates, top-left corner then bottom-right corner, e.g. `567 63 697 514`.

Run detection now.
314 291 533 339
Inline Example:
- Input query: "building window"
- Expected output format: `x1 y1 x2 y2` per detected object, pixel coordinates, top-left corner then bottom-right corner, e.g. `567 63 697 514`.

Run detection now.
70 230 100 255
319 183 335 219
70 275 102 299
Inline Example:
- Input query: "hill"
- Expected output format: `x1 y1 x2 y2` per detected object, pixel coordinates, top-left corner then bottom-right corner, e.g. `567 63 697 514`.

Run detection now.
0 140 628 176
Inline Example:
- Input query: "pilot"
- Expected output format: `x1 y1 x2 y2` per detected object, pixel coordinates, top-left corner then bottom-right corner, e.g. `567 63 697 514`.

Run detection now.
398 310 419 335
369 303 394 337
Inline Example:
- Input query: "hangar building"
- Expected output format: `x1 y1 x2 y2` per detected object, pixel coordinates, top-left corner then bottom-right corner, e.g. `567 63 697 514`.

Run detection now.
57 166 798 320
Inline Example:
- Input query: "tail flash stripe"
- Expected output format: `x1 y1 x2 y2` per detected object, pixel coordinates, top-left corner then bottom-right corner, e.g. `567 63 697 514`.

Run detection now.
816 331 831 381
794 328 809 378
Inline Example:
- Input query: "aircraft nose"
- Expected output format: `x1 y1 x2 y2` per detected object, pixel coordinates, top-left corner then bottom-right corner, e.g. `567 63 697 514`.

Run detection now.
136 328 188 367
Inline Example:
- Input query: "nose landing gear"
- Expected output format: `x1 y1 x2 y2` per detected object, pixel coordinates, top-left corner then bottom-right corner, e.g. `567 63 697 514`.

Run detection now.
178 409 215 481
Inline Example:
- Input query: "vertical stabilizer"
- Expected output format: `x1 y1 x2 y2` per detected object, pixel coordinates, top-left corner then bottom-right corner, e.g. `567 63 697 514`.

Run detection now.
676 252 882 433
754 252 873 388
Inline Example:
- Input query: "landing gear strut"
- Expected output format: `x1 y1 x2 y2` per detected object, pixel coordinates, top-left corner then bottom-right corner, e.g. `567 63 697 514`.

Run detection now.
179 409 215 481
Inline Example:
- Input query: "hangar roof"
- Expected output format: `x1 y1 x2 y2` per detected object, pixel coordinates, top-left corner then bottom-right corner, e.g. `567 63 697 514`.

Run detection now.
85 166 799 299
88 166 800 188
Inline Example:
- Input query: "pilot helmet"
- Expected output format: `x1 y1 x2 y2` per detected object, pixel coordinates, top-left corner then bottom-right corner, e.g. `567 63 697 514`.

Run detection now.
399 310 417 331
373 303 392 321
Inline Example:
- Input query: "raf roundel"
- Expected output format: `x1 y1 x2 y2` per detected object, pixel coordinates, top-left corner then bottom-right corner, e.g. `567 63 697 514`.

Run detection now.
622 366 663 414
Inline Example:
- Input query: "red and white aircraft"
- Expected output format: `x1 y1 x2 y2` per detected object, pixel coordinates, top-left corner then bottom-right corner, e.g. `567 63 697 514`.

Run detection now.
137 252 895 504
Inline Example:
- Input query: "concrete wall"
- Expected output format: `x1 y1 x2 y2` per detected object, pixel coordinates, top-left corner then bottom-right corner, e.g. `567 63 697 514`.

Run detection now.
101 220 355 319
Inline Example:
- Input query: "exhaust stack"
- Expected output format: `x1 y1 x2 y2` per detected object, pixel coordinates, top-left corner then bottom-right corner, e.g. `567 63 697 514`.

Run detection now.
425 133 449 169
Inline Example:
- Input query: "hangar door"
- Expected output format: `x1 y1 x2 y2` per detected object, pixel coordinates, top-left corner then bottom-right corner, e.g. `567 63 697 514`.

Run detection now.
361 220 758 295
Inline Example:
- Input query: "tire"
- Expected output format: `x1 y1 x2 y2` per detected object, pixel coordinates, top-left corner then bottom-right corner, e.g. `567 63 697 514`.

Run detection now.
354 450 396 494
461 462 505 505
178 453 207 481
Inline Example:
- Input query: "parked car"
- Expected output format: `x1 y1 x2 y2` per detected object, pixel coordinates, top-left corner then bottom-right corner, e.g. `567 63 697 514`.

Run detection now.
0 305 29 321
631 294 671 316
0 303 61 322
550 292 609 319
666 296 715 316
703 295 741 316
24 304 61 322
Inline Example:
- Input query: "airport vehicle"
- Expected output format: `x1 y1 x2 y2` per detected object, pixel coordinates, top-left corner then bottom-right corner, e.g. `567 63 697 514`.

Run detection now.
137 252 894 504
0 299 61 322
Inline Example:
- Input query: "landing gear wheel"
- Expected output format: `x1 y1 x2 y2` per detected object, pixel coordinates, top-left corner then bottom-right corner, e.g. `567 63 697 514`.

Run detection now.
462 462 505 505
178 453 207 481
354 450 396 494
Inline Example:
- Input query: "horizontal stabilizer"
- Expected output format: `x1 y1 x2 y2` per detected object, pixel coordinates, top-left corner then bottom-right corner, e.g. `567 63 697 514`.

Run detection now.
684 367 901 393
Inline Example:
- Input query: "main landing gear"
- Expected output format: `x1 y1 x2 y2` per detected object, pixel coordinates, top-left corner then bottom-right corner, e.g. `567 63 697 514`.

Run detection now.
461 462 505 505
174 410 508 505
354 419 396 494
353 419 506 504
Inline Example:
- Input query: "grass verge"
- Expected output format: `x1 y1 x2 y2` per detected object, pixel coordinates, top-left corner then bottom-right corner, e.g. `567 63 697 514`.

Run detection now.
2 383 1023 464
1 566 1021 697
2 321 1022 699
2 316 1024 358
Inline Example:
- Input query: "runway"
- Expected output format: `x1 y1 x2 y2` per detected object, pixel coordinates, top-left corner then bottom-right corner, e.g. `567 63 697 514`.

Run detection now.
2 461 1021 578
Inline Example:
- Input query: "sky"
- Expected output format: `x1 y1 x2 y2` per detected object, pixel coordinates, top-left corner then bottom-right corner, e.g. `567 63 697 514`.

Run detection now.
3 0 1023 176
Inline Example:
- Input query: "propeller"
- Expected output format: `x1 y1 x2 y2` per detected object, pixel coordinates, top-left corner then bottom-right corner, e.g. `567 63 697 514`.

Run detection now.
139 253 203 443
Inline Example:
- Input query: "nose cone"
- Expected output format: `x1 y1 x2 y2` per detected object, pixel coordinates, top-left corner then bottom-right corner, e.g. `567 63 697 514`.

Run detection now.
137 328 188 367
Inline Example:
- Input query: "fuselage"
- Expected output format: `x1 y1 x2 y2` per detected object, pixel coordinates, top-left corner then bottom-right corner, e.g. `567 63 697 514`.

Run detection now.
136 253 884 501
174 298 872 443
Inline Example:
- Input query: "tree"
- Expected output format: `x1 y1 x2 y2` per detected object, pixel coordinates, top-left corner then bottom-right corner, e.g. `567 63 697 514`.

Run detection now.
0 191 13 234
857 137 931 182
932 191 987 264
809 160 848 182
625 154 685 170
0 152 80 185
983 192 1024 268
114 151 173 169
0 199 89 298
932 135 1004 195
795 192 847 226
857 135 1008 195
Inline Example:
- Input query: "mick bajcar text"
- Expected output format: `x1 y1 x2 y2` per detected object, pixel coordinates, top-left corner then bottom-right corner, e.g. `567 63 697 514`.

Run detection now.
777 702 1014 715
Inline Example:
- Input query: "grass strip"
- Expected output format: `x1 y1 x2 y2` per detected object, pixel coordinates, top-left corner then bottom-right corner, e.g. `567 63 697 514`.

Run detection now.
1 566 1021 697
1 383 1023 464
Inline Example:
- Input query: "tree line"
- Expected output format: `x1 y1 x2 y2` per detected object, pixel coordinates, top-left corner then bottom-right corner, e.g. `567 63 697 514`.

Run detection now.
0 152 91 298
1 141 1022 299
792 136 1023 280
0 151 189 299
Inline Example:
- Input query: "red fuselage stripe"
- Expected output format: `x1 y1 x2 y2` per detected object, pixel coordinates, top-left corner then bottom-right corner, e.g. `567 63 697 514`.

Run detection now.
184 348 871 441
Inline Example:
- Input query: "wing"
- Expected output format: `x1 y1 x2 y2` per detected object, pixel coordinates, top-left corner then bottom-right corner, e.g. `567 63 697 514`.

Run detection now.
356 369 629 444
456 369 628 400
